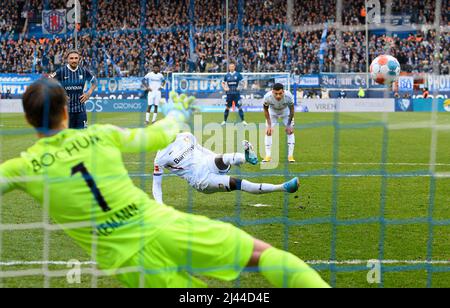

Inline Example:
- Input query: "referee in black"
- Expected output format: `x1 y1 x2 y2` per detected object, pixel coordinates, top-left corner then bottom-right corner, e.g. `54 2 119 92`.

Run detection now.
50 50 97 129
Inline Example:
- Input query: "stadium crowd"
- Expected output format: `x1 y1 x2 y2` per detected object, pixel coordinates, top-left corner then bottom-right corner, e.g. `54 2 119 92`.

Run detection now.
0 0 20 37
0 0 448 76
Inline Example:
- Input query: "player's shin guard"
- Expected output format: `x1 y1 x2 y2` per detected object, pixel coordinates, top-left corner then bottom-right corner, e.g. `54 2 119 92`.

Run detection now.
146 112 151 123
238 108 245 121
152 112 158 123
287 134 295 158
259 247 330 288
224 109 230 122
223 153 246 166
240 180 284 194
265 135 272 158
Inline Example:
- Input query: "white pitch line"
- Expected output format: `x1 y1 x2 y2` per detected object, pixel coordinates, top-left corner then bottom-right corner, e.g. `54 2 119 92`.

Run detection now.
290 162 450 167
0 261 96 266
250 204 273 208
388 122 450 131
306 260 450 265
5 172 450 184
0 260 449 267
125 161 450 167
130 173 450 178
0 125 28 129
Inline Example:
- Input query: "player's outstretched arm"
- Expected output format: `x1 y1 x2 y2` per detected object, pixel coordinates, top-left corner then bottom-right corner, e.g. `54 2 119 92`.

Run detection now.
152 168 164 204
106 116 182 154
0 158 25 195
107 92 196 153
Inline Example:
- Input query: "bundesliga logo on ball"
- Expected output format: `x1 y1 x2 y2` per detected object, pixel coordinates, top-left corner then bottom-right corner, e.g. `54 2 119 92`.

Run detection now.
370 55 401 86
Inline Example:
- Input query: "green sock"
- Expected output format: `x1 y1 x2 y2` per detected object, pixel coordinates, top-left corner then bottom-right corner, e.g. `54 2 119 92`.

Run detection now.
259 247 330 288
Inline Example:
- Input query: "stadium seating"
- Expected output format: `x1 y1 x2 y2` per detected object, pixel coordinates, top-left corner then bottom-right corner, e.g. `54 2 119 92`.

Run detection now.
0 0 448 76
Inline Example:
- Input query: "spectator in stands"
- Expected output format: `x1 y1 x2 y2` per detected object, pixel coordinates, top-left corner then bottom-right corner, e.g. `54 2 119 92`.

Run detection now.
339 90 347 99
321 89 330 99
422 87 430 98
358 87 366 98
198 55 207 73
359 6 366 24
0 0 448 76
1 89 12 99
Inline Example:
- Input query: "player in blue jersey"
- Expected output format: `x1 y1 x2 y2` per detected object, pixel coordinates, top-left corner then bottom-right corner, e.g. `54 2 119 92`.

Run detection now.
50 50 97 129
221 62 247 126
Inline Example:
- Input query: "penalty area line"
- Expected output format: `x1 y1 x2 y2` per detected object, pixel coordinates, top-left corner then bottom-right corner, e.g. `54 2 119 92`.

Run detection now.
1 260 449 267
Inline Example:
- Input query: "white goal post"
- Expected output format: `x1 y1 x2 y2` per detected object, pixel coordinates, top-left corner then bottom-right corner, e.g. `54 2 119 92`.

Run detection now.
171 72 291 107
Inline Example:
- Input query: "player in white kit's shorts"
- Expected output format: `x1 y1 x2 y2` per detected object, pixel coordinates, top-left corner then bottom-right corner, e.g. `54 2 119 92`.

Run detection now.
267 106 295 129
147 89 162 107
152 132 300 204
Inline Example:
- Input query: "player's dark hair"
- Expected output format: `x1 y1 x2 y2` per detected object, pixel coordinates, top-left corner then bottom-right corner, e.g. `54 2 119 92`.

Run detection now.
66 49 80 58
22 78 68 131
273 83 284 91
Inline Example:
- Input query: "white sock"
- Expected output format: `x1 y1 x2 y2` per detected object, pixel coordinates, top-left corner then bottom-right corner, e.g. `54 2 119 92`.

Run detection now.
265 135 272 157
146 112 150 122
241 180 284 194
223 153 245 166
288 134 295 157
152 112 158 123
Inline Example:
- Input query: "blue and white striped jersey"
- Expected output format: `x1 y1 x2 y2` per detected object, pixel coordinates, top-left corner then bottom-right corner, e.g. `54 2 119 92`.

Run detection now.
53 65 96 113
223 72 244 96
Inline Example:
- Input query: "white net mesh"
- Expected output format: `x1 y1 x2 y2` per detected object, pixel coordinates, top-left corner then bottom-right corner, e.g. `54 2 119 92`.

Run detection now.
0 0 449 288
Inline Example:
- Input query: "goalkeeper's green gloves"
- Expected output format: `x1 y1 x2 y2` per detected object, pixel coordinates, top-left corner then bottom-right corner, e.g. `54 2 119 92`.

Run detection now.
162 91 198 124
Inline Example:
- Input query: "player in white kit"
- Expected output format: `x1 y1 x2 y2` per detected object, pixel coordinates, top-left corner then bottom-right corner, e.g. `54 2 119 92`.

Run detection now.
263 83 296 163
143 64 165 125
152 132 300 204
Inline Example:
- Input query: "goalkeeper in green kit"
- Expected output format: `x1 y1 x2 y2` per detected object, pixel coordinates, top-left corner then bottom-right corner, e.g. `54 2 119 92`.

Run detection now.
0 78 329 288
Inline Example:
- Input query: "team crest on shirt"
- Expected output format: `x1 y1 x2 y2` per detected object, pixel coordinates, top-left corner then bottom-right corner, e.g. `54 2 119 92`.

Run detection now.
79 75 83 79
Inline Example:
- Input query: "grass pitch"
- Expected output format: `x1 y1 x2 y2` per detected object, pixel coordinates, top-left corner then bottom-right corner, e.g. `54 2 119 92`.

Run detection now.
0 111 449 288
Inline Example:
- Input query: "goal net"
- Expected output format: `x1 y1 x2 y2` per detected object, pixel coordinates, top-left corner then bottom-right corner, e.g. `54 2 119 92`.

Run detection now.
0 0 449 289
172 72 291 112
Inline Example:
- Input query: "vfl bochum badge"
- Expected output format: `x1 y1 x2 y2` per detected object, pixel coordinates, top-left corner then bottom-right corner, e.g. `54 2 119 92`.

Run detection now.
43 10 65 34
400 99 410 111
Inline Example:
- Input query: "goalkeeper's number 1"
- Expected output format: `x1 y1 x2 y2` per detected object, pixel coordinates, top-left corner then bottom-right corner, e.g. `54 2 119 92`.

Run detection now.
71 162 111 212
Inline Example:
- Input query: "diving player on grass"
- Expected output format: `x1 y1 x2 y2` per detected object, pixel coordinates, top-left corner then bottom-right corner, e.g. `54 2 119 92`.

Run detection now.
152 133 300 204
0 78 329 288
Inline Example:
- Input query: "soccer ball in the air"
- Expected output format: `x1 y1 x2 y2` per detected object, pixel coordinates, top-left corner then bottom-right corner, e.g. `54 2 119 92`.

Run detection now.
370 55 401 85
